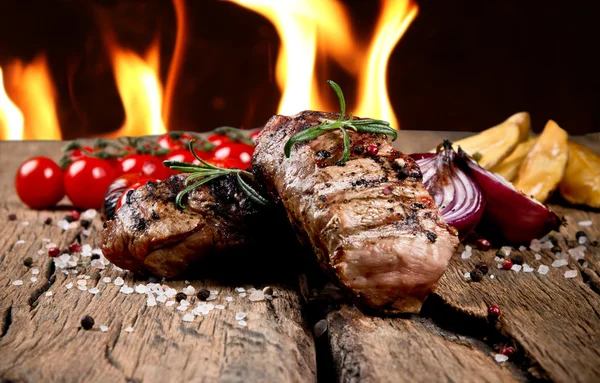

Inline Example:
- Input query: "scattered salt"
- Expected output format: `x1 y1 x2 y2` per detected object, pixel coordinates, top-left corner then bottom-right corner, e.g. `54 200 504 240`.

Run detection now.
182 286 195 295
552 259 568 268
82 230 91 237
180 299 190 307
21 221 29 226
215 305 225 310
210 290 219 295
461 250 472 260
31 268 39 275
535 253 542 260
247 288 257 294
66 282 73 289
81 244 92 257
57 220 69 230
165 301 175 307
501 246 512 256
165 288 177 298
495 354 509 363
238 293 247 298
568 246 586 261
82 209 97 220
235 312 247 320
578 220 592 227
490 275 495 279
147 295 157 307
235 287 245 293
538 265 549 275
114 277 124 286
237 320 247 327
176 305 188 311
12 280 23 286
67 222 78 230
91 260 105 270
578 236 588 245
156 295 167 303
30 277 37 283
463 272 471 280
120 285 134 295
523 264 534 273
102 277 111 283
100 325 109 332
37 250 45 255
529 239 542 252
564 270 578 279
226 296 233 302
249 290 265 302
45 291 53 297
182 314 194 322
518 246 527 251
184 280 190 285
135 284 146 294
77 285 87 291
541 241 554 249
494 256 503 263
511 264 522 272
89 287 100 294
15 240 25 245
124 327 134 333
77 279 87 286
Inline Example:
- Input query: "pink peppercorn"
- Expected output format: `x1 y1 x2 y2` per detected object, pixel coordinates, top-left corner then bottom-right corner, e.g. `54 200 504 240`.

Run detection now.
48 247 60 257
70 210 80 221
502 260 514 270
488 305 501 318
499 346 515 357
69 242 82 253
475 238 491 251
366 145 379 156
383 186 392 195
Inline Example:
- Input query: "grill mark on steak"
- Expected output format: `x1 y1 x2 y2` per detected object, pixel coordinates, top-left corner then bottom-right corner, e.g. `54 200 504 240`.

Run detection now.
252 111 459 314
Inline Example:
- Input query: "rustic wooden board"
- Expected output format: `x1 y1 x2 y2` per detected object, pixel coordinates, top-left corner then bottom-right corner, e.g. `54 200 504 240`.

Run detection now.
1 132 599 382
0 142 316 383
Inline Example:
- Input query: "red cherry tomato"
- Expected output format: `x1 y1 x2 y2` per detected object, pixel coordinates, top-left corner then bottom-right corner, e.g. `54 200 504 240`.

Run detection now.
212 142 254 164
115 176 158 212
157 132 197 150
207 134 233 147
118 154 170 180
65 157 116 209
15 157 65 209
205 157 248 169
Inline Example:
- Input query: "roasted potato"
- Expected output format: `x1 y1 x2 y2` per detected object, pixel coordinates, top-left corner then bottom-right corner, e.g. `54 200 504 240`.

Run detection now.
505 111 532 142
489 138 537 181
559 141 600 208
514 120 569 202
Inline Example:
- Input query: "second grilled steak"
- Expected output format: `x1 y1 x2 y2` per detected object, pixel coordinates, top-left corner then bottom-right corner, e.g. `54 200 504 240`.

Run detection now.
253 111 459 314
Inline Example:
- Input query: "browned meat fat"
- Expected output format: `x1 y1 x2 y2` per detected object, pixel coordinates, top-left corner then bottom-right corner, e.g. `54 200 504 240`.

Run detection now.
252 111 459 314
101 174 264 278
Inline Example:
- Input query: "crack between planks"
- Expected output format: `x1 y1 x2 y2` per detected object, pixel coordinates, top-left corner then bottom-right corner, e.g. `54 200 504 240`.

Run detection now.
423 293 549 381
28 258 56 311
1 305 12 338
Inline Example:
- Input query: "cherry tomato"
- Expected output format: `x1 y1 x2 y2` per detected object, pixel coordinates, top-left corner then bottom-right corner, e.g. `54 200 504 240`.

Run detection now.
205 157 248 170
157 132 197 150
250 130 261 144
115 176 158 212
207 134 233 147
102 173 153 218
66 146 121 169
212 142 254 164
15 157 65 209
118 154 170 180
65 157 116 209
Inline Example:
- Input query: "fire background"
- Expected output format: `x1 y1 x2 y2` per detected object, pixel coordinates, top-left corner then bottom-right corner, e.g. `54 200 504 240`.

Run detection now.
0 0 598 140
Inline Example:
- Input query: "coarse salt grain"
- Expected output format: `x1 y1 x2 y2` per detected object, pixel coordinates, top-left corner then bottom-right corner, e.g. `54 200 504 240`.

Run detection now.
182 313 194 322
68 222 78 230
578 220 592 227
237 320 247 327
238 293 247 298
156 295 167 303
147 295 157 307
180 299 190 307
165 288 177 298
530 239 541 252
495 354 509 363
538 265 549 275
552 259 568 268
226 296 233 302
81 244 92 257
490 275 495 279
91 260 105 270
523 264 534 273
124 327 134 333
463 272 471 280
578 236 588 244
89 287 100 294
114 277 124 286
66 282 73 289
184 280 190 285
37 250 45 255
518 246 527 251
45 291 53 297
249 290 265 302
182 286 195 295
82 209 97 220
166 301 175 307
564 270 578 279
535 253 542 260
11 279 24 286
15 240 25 245
82 230 91 237
120 285 134 294
235 312 247 320
461 250 472 260
30 277 37 283
176 305 188 311
57 220 69 230
215 305 225 310
77 279 87 286
494 257 503 263
78 285 87 291
21 221 29 226
501 246 512 256
100 325 109 332
135 284 146 294
235 287 245 293
102 277 111 283
511 264 522 272
31 268 39 275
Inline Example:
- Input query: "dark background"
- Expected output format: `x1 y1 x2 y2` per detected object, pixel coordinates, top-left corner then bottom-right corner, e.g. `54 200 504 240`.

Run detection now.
0 0 598 139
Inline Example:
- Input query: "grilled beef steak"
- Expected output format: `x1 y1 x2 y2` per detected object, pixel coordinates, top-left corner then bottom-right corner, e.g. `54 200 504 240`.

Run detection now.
252 111 460 314
101 174 268 278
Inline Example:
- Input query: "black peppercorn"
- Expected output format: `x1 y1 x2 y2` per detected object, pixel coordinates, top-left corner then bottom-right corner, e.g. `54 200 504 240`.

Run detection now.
551 246 561 253
575 231 586 240
510 255 524 265
103 222 108 229
470 268 484 282
592 241 598 247
64 215 75 223
197 288 211 301
81 315 95 330
334 160 346 167
577 259 585 266
8 213 17 221
475 262 489 275
175 292 187 302
151 210 160 220
80 219 91 229
23 257 33 267
43 217 52 225
91 254 100 261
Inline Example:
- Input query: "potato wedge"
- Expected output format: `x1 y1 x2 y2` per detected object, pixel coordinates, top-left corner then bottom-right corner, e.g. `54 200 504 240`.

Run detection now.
489 138 537 181
559 141 600 208
446 121 520 169
505 111 532 142
514 120 568 202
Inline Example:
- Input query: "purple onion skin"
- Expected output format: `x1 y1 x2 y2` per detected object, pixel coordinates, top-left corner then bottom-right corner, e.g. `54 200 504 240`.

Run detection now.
412 150 486 239
458 153 562 245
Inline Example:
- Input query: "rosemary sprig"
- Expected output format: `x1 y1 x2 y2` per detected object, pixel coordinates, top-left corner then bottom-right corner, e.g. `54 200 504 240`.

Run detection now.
163 140 269 209
284 80 398 163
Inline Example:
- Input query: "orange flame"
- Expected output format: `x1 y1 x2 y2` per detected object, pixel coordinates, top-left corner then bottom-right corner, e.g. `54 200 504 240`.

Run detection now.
0 55 62 140
356 0 418 129
163 0 188 129
229 0 418 129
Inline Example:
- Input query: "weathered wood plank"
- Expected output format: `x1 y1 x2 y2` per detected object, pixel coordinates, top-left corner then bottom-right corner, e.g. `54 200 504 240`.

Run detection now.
0 141 316 383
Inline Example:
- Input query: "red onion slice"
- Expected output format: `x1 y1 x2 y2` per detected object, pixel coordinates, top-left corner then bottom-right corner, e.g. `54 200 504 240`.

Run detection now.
457 150 561 244
412 145 486 239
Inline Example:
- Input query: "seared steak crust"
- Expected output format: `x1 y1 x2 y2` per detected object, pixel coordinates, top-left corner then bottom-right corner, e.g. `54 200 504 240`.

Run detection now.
253 111 459 314
101 174 262 277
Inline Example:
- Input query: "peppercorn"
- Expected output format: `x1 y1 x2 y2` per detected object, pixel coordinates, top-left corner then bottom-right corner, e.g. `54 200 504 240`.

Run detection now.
510 255 524 265
499 346 515 357
23 257 33 267
48 247 60 257
366 145 379 156
81 315 94 330
475 262 489 275
43 217 52 225
197 288 211 301
91 254 100 261
502 260 514 270
496 249 507 258
476 238 491 251
64 215 75 223
577 259 585 266
470 268 484 282
175 292 187 302
103 222 108 229
70 210 80 221
551 246 561 253
8 213 17 221
69 242 82 253
471 152 483 162
488 305 501 318
575 231 585 239
592 240 598 247
80 219 91 229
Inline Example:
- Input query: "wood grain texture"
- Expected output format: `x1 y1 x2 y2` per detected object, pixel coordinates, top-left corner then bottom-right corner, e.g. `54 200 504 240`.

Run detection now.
0 141 316 383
